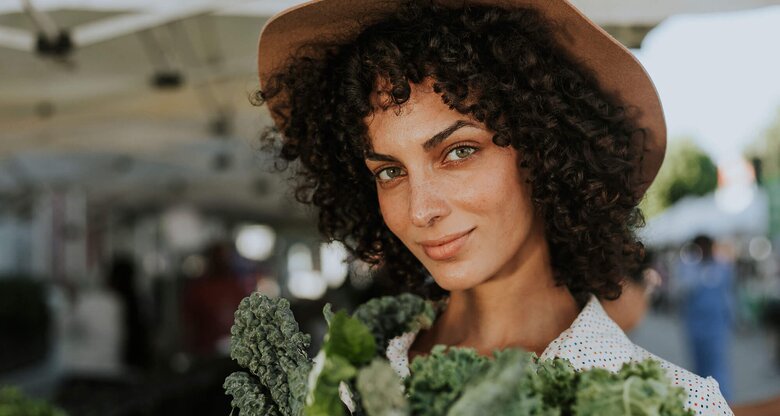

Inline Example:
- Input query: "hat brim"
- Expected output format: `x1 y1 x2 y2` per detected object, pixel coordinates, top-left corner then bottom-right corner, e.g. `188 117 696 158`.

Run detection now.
256 0 666 196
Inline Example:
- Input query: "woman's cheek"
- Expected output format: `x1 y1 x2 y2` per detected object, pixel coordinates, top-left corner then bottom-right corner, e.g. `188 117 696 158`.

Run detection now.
378 191 407 239
452 166 503 208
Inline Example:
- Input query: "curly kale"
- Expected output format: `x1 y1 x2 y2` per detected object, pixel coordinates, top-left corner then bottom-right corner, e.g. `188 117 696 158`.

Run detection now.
223 291 694 416
529 357 579 412
352 294 437 356
573 360 694 416
223 372 282 416
226 293 312 416
356 359 410 416
403 345 692 416
405 345 490 416
447 349 554 416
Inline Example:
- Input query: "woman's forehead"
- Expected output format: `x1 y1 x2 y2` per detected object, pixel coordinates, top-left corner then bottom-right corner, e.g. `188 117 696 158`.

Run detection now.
364 82 478 151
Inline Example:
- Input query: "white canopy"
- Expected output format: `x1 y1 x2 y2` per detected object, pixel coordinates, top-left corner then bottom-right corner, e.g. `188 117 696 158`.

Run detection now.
1 0 778 219
640 188 770 247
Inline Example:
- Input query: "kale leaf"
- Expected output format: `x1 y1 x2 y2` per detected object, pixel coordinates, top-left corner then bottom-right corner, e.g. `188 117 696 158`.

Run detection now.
223 371 282 416
226 293 312 416
306 311 376 416
406 345 490 416
356 359 410 416
573 360 694 416
447 349 555 416
352 294 437 356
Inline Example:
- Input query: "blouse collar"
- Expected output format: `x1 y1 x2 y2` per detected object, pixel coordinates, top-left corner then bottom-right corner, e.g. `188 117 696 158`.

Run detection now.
385 296 632 378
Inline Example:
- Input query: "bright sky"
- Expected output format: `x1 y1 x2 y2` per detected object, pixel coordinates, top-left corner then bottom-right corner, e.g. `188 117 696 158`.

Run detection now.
635 5 780 165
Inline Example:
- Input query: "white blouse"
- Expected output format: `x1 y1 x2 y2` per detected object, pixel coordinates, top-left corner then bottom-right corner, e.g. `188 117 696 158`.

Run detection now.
385 296 733 416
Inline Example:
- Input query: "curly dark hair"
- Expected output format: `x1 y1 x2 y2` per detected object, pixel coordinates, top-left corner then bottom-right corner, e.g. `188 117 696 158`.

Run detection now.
256 0 646 302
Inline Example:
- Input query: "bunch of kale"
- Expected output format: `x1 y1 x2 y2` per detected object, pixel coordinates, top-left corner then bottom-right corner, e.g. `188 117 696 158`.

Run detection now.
223 294 312 416
224 292 432 416
224 292 693 416
402 348 693 416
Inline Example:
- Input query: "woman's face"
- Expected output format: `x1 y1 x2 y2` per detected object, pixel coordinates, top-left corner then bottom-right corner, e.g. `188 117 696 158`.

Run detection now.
364 81 541 291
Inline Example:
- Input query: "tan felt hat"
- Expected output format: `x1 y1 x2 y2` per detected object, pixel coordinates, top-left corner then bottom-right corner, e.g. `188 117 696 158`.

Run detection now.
256 0 666 195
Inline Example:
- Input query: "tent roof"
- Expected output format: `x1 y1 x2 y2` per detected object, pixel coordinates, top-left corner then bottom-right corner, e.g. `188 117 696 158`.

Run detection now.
0 0 776 220
640 188 769 247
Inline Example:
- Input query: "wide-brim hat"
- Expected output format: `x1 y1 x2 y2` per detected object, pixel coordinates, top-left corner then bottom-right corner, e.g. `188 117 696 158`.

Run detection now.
256 0 666 196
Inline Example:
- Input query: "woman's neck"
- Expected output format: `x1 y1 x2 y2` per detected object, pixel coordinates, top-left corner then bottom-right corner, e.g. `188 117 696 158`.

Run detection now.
414 224 580 357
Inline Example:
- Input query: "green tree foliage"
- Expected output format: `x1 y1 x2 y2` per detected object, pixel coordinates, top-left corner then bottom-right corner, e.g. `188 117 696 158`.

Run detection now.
745 107 780 182
641 138 718 218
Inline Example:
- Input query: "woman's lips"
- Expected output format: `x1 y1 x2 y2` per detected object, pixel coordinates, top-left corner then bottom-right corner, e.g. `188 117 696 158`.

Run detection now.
419 228 474 261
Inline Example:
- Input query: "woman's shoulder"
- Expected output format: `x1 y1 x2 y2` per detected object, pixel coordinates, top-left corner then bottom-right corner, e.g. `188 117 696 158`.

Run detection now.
541 297 732 415
631 345 733 415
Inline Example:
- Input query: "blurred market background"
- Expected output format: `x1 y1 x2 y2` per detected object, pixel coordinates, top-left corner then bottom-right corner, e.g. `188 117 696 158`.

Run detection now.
1 0 780 415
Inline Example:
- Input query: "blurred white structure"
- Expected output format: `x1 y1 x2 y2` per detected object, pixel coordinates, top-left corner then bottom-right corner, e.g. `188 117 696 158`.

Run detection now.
640 187 769 247
235 224 275 261
320 241 349 288
161 204 205 252
287 243 327 300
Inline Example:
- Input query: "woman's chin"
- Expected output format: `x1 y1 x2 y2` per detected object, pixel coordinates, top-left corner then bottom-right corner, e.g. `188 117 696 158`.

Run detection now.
429 267 483 291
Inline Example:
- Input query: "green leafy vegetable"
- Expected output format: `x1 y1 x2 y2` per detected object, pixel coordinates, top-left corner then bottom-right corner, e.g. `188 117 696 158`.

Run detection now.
406 345 490 416
325 311 376 366
223 372 282 416
442 350 692 416
353 294 437 356
323 303 334 326
306 354 356 416
357 359 410 416
0 386 67 416
224 292 694 416
447 349 552 416
573 360 693 416
225 293 312 416
529 356 579 411
307 309 377 416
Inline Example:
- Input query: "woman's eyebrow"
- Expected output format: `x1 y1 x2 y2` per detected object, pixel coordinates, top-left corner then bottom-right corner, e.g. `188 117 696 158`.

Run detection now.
422 120 477 151
364 152 398 162
364 120 478 161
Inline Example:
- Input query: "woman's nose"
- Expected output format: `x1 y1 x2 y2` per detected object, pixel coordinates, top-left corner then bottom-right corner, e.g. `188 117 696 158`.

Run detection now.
408 177 450 228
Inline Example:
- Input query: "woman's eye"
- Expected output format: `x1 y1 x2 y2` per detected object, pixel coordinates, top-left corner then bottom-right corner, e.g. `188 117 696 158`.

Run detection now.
444 146 477 162
376 166 404 181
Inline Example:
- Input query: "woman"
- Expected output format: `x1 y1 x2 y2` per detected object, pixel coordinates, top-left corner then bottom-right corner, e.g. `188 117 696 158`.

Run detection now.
256 0 732 413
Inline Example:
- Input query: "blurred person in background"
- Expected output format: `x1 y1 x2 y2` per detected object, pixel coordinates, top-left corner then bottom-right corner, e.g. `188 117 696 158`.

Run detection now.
181 242 247 356
57 275 123 377
106 254 152 371
675 234 736 401
605 250 779 416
